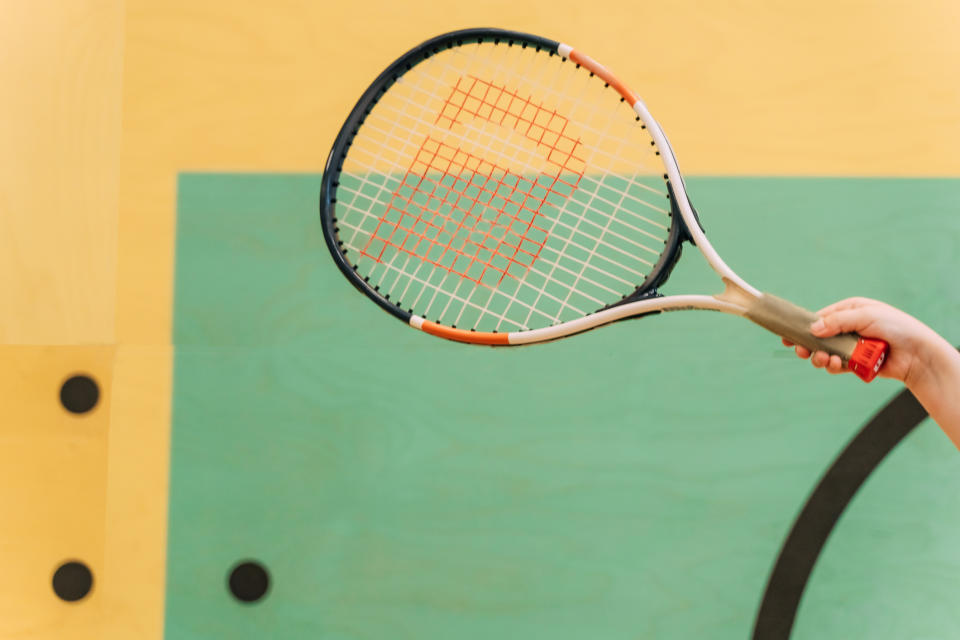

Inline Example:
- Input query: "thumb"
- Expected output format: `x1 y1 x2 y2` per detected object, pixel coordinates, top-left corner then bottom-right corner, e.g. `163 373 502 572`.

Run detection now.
811 308 874 338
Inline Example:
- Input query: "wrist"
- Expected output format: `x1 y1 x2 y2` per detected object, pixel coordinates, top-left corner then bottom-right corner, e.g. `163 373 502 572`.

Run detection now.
904 330 960 395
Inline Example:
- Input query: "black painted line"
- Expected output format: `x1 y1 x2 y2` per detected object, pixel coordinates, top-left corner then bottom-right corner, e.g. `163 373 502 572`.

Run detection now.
752 386 930 639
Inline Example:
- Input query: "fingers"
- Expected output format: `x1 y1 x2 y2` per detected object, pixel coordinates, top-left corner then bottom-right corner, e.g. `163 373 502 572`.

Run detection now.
790 296 886 377
809 351 847 374
811 307 876 338
784 336 846 373
780 338 810 360
826 354 845 374
782 338 812 358
816 297 879 317
810 350 830 368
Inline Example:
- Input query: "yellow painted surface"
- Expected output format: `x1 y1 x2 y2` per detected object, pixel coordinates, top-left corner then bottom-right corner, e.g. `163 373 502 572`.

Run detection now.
0 2 123 639
2 1 959 639
0 346 113 639
0 0 122 345
101 345 170 640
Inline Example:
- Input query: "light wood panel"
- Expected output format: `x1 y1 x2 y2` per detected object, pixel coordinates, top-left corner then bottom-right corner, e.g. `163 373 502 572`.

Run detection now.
2 1 958 639
0 0 122 345
0 2 123 638
0 345 113 639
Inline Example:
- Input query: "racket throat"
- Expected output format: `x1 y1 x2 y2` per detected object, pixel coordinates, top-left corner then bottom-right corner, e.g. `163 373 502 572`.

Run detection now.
715 280 759 310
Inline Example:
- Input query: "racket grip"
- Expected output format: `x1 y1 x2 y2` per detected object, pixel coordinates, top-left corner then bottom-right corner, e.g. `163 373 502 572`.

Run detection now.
745 293 888 382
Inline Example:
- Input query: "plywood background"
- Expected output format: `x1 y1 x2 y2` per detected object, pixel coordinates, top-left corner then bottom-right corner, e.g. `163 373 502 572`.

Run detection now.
1 1 958 638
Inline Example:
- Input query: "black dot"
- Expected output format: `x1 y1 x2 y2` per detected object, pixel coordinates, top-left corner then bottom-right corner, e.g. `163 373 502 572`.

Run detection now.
60 375 99 414
228 561 270 603
53 561 93 602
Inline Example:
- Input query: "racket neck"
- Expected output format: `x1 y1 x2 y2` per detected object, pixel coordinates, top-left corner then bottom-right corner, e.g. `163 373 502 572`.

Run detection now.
631 99 760 299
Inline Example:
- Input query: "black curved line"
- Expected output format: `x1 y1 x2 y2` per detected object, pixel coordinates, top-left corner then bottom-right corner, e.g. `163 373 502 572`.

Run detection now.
752 386 931 639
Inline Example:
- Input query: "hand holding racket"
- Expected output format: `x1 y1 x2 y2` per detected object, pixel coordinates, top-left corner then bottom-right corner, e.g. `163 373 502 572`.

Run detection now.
320 28 888 382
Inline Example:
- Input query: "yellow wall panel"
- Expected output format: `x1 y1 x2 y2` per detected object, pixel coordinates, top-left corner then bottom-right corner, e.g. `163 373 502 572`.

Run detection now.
102 346 171 640
0 1 124 638
118 0 960 178
0 0 123 345
0 346 113 640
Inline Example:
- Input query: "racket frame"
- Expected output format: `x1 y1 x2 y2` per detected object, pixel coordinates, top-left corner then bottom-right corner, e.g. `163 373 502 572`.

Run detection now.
321 28 725 343
320 29 888 383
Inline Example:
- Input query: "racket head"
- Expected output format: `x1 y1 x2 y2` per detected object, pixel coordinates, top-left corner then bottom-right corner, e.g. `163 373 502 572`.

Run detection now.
320 28 685 343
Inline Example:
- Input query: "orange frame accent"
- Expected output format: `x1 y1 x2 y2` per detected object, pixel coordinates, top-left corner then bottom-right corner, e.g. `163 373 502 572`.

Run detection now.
420 320 511 345
568 50 639 105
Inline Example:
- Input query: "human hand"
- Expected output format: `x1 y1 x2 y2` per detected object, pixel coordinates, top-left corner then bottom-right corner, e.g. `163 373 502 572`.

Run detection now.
782 297 944 386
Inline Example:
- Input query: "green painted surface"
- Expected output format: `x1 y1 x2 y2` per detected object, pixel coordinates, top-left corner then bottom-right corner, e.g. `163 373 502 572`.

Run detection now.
169 175 960 639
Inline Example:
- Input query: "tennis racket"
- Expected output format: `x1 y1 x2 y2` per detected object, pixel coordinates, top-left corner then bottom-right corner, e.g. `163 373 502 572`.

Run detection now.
320 28 888 382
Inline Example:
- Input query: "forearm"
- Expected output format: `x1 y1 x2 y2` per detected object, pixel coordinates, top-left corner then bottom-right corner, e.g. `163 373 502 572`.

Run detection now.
906 336 960 449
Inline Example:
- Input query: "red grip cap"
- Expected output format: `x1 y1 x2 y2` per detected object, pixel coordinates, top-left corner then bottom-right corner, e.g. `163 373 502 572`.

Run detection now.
848 338 889 383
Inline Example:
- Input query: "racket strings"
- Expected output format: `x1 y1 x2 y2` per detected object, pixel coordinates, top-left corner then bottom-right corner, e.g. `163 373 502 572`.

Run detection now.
335 42 672 331
339 135 661 271
359 133 556 286
515 61 652 330
341 114 670 228
372 69 673 231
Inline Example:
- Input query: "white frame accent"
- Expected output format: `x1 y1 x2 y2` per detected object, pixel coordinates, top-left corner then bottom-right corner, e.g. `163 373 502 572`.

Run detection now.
630 97 760 298
506 295 744 344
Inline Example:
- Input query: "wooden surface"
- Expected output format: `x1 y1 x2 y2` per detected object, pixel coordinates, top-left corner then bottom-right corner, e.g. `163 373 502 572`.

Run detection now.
0 0 122 345
0 2 123 639
168 174 960 640
1 1 958 638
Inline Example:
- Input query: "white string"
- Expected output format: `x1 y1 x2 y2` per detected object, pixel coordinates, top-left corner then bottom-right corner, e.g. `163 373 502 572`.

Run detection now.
342 122 662 278
339 134 653 289
462 43 568 330
370 96 670 245
337 41 672 331
516 59 619 329
353 116 670 230
438 47 665 177
339 204 604 322
337 219 583 328
555 127 636 322
341 81 415 250
450 44 532 328
344 57 655 327
337 177 642 290
340 217 604 316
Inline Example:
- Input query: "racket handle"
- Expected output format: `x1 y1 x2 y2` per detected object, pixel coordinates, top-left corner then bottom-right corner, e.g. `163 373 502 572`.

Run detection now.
745 293 889 382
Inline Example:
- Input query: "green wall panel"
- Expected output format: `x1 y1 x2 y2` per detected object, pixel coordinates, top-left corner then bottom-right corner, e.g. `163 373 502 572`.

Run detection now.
169 175 960 639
